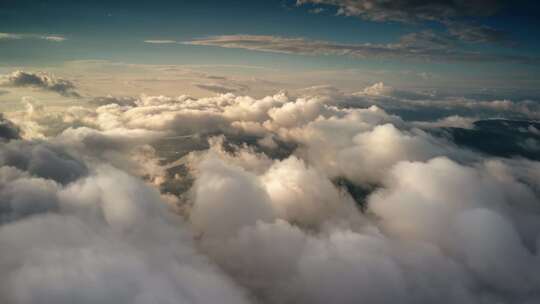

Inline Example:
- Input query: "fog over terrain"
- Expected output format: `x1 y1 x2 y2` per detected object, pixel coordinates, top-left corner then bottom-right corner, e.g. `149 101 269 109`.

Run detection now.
0 69 539 304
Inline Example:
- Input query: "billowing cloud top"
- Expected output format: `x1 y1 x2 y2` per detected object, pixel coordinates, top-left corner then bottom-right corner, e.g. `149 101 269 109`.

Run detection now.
1 71 80 97
1 75 540 304
0 114 21 141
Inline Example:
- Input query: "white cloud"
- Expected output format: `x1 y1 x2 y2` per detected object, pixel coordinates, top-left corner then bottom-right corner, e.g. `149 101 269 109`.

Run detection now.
0 139 251 304
0 32 67 42
2 85 540 304
185 34 535 63
0 33 21 40
144 39 178 44
41 35 66 42
412 115 477 129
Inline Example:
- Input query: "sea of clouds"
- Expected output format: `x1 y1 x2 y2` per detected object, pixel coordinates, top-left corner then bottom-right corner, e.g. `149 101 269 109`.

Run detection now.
1 74 540 304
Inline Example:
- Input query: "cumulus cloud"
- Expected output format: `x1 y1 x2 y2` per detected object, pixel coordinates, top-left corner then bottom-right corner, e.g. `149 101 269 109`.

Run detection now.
0 140 88 185
1 71 80 97
0 130 251 304
0 114 21 141
186 139 540 304
2 85 540 304
185 34 536 63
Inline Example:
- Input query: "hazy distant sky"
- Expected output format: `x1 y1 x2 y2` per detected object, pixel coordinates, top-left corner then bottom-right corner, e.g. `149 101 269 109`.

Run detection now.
1 0 539 94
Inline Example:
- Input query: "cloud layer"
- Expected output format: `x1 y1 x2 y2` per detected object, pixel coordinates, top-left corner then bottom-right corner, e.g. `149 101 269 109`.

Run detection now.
1 80 540 303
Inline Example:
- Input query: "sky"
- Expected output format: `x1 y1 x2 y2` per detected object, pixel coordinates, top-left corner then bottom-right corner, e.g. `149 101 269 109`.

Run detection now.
1 0 540 96
2 2 540 304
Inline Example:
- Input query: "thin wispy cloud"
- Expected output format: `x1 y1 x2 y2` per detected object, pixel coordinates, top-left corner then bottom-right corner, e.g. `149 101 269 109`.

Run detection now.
144 39 179 44
42 35 67 42
194 82 244 94
444 21 511 45
296 0 510 45
184 34 536 64
296 0 502 23
0 32 67 42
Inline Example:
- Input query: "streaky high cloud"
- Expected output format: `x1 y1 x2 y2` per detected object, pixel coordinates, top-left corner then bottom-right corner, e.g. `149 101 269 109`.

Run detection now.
0 71 80 97
185 34 536 63
444 21 511 45
194 82 246 94
144 39 179 44
295 1 511 45
296 0 501 23
0 32 66 42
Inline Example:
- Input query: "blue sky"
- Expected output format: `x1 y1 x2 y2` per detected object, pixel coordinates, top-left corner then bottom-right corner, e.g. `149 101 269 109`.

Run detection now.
1 0 539 92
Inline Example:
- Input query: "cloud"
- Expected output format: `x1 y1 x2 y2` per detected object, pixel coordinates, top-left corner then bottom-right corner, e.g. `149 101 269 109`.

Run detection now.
41 35 66 42
187 139 540 304
1 71 80 97
144 39 179 44
0 33 20 40
194 82 244 94
89 96 138 107
0 124 251 304
0 166 252 304
0 32 66 42
0 114 21 141
353 82 540 120
445 21 511 45
2 85 540 303
296 0 502 23
412 115 477 129
0 140 88 185
361 81 394 96
295 1 512 46
185 34 536 63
